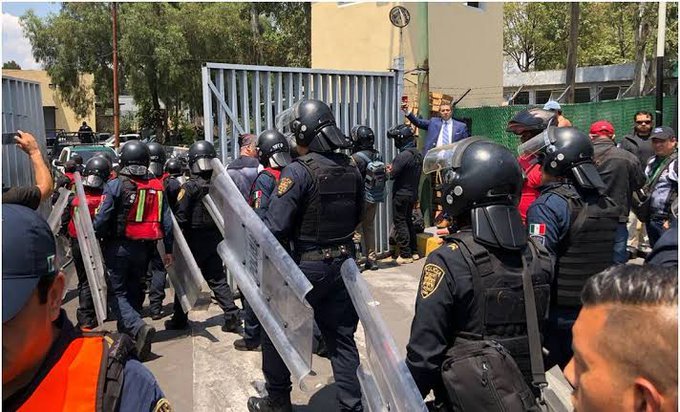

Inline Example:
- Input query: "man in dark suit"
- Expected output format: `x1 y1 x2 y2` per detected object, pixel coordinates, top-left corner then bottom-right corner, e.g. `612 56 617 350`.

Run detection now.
404 102 469 154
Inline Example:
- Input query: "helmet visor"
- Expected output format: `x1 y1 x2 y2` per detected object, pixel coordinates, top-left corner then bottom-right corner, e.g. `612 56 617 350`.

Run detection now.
517 127 555 157
192 157 213 173
275 102 301 133
124 165 148 176
270 151 292 168
149 162 164 177
83 175 104 189
422 137 484 174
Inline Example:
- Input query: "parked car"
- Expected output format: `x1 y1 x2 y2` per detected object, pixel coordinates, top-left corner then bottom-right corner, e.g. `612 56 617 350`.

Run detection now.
52 145 119 175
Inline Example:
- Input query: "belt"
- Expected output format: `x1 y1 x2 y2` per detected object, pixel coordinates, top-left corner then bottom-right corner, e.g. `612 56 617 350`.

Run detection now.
299 245 352 262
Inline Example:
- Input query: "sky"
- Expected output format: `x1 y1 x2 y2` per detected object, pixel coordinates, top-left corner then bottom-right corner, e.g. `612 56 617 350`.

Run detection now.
2 2 61 69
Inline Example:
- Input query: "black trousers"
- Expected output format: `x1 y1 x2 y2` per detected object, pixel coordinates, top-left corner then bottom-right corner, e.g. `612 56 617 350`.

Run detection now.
261 257 363 411
392 195 417 258
148 249 167 314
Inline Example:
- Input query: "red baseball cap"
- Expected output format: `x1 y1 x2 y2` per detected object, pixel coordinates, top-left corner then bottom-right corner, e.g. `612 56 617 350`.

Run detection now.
589 120 615 136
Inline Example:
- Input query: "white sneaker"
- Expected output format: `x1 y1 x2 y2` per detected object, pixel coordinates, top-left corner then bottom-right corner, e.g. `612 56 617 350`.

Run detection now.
412 254 421 261
396 256 413 264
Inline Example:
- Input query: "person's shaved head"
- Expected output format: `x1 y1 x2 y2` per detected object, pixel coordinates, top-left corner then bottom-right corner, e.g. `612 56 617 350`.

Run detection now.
565 265 678 412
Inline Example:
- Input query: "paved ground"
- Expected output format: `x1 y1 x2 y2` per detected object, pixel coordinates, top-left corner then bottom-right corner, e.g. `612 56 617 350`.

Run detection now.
62 256 426 412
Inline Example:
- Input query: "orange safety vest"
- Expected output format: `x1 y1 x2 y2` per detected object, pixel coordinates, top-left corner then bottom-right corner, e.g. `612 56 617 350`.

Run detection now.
18 336 105 412
68 192 104 238
121 176 165 241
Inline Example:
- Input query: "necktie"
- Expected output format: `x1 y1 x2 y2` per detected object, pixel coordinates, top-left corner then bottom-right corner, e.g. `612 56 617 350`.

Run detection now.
442 121 450 146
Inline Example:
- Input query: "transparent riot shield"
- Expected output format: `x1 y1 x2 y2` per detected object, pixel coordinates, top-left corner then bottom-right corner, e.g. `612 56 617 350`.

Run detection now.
47 187 71 234
543 366 574 412
48 187 74 296
73 173 108 325
156 213 205 313
341 259 428 412
211 158 315 391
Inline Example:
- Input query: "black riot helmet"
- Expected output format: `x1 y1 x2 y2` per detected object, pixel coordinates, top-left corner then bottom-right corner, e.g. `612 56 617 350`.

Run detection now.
256 129 292 169
164 158 182 177
423 137 527 249
119 140 150 176
64 160 78 173
188 140 216 174
506 108 557 143
275 99 351 152
350 125 375 152
71 153 84 166
147 142 167 177
518 126 606 191
82 156 111 189
387 124 415 150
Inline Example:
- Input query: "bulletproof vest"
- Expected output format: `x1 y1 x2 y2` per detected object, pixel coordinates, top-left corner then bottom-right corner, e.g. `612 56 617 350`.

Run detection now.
68 190 103 238
296 152 360 246
188 175 217 230
354 150 386 203
447 231 553 384
550 185 619 307
114 175 164 241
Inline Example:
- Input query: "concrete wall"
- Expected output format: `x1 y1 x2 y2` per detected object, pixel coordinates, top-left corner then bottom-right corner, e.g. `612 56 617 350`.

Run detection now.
311 2 503 108
1 69 96 131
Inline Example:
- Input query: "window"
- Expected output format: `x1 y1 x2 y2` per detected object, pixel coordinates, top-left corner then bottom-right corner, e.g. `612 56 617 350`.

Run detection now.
599 87 620 101
535 90 552 105
513 91 530 105
574 88 591 103
465 2 483 9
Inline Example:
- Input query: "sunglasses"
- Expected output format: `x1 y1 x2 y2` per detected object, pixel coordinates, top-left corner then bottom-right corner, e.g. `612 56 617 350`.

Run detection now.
636 120 652 125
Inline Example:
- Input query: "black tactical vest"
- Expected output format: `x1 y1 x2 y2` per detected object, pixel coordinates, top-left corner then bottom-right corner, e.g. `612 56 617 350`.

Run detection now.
550 185 619 307
188 176 217 230
447 232 553 384
296 152 360 246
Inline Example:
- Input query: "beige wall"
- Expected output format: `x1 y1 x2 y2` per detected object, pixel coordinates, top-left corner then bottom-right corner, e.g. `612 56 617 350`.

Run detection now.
311 2 503 108
2 69 96 131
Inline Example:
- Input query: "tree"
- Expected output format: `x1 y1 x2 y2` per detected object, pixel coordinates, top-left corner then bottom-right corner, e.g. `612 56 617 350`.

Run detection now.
3 60 22 69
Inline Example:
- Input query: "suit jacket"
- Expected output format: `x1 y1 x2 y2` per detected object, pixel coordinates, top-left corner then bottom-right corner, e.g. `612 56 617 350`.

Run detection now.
406 112 469 153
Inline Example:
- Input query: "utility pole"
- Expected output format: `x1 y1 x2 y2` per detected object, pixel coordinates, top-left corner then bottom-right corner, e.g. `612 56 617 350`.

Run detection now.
565 2 580 104
414 2 430 152
655 1 667 126
112 2 120 149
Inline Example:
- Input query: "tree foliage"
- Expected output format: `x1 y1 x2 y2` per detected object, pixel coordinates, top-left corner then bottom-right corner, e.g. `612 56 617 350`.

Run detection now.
504 2 678 79
3 60 22 69
20 2 311 128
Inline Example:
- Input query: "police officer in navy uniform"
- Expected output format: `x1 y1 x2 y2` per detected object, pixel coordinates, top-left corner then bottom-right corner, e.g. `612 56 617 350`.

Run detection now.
94 140 174 360
247 100 364 412
523 127 619 368
233 130 293 352
60 156 111 329
405 138 554 410
165 140 240 332
350 125 386 271
146 143 182 320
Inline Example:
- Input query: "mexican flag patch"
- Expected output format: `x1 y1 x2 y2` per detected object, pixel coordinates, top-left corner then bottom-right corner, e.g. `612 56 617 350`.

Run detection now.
529 223 546 236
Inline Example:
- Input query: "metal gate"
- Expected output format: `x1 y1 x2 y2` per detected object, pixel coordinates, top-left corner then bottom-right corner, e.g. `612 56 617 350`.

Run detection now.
201 63 404 255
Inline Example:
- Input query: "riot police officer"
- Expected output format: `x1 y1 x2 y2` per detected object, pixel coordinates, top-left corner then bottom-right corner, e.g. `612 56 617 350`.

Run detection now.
522 127 619 368
93 140 174 360
60 156 111 329
405 137 553 410
146 143 180 319
248 100 364 412
350 125 386 271
166 140 240 331
234 129 293 352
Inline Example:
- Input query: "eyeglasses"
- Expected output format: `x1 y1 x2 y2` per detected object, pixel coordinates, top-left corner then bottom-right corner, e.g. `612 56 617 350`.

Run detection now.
636 120 652 125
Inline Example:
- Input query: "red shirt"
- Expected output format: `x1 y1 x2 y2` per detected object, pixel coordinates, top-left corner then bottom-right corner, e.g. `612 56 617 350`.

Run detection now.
518 154 542 224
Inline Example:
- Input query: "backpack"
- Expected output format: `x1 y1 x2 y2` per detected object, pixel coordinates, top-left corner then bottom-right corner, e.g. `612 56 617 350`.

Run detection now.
440 240 547 412
355 151 386 203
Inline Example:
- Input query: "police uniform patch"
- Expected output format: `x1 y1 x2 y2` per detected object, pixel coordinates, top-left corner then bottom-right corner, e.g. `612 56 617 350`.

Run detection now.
420 263 445 299
177 188 185 202
529 223 546 245
153 398 172 412
277 177 294 197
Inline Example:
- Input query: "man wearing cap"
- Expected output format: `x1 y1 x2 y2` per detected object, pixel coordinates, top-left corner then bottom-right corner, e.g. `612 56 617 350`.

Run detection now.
644 126 678 247
227 133 263 199
589 120 646 263
2 204 171 412
543 101 572 127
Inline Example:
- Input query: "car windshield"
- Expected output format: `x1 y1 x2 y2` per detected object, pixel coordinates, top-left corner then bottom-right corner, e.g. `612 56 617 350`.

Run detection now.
73 148 118 163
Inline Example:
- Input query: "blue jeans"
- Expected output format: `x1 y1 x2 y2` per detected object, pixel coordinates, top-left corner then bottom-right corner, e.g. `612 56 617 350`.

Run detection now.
613 223 629 264
646 216 667 248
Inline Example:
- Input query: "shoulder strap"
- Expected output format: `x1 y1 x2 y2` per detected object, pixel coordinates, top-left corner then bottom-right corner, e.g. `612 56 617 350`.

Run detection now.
521 241 548 393
647 152 679 189
101 332 135 412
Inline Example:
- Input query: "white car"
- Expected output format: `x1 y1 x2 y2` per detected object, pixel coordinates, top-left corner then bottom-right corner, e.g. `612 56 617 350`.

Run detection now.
52 145 119 174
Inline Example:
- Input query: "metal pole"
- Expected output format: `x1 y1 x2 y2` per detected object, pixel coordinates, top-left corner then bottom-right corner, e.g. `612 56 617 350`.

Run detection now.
565 2 580 104
413 3 431 226
656 1 667 126
112 2 120 149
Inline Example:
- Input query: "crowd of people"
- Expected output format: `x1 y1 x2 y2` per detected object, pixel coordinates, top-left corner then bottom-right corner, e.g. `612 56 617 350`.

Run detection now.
1 97 677 412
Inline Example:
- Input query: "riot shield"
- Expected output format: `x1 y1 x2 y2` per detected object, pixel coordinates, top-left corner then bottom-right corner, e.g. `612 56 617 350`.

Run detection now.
47 187 71 234
73 172 108 326
48 187 74 296
211 158 315 391
156 213 205 313
543 366 574 412
341 259 427 412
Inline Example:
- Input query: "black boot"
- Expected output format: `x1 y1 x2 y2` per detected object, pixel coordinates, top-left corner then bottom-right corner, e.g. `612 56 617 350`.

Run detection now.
247 396 292 412
164 316 189 330
222 315 240 333
364 258 379 271
135 324 156 361
233 338 261 352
